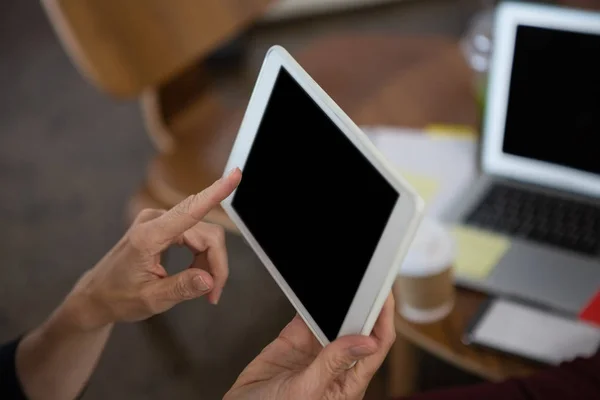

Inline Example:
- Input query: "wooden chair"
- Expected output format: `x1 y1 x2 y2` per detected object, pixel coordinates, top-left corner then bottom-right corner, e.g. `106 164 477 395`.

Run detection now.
41 0 273 231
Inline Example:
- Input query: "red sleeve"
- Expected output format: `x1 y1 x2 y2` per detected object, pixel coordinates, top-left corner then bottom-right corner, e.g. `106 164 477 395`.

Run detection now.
397 352 600 400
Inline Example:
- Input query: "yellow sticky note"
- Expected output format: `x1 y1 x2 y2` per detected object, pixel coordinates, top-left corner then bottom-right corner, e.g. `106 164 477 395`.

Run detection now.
452 225 511 280
426 124 477 140
399 170 440 204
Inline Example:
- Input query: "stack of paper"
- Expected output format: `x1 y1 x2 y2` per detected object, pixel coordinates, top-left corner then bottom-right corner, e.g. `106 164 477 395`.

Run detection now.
364 126 478 218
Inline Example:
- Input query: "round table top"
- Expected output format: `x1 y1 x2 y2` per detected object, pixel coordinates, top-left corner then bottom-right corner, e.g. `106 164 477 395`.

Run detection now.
302 35 541 381
394 289 539 381
298 35 479 129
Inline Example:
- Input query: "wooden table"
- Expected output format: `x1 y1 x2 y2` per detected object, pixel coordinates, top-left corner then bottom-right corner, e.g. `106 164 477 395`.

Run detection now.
313 36 542 396
298 35 478 130
388 289 540 396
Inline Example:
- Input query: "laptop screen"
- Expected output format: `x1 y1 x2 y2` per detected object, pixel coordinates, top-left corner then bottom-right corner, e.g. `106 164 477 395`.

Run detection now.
502 25 600 176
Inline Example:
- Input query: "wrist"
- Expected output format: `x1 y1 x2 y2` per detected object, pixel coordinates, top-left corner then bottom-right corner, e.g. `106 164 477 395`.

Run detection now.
56 284 116 332
51 271 113 333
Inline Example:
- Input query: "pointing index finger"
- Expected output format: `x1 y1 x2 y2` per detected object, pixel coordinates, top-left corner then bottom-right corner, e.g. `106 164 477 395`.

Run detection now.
143 168 241 251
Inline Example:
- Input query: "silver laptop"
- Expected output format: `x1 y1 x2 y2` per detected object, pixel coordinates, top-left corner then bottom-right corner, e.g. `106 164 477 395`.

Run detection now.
444 3 600 314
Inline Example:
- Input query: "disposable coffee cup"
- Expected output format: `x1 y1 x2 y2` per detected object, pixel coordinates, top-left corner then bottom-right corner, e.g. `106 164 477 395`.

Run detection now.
393 218 456 323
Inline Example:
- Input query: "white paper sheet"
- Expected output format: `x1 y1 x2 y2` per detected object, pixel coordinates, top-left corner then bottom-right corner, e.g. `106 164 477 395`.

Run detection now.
473 299 600 365
363 126 478 218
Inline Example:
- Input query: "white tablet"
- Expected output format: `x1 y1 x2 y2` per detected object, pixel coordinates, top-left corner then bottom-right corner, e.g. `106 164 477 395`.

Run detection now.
222 46 424 345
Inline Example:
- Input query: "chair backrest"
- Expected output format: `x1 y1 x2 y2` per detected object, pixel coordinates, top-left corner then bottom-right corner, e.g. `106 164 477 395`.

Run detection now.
42 0 273 97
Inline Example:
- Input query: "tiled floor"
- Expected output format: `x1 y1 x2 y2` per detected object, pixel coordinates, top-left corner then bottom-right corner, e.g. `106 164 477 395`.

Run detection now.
0 0 481 398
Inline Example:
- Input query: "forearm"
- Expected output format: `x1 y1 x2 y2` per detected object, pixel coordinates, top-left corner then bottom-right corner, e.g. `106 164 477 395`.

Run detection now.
397 352 600 400
16 296 113 400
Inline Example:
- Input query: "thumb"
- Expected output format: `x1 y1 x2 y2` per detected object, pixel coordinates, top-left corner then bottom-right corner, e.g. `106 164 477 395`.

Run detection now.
303 336 377 395
151 269 214 311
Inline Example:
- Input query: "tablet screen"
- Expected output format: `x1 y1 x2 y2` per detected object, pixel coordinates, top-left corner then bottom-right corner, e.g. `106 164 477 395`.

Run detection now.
232 68 399 341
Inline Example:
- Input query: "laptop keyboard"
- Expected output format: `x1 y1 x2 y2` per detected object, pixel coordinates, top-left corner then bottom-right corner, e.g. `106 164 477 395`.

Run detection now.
465 184 600 256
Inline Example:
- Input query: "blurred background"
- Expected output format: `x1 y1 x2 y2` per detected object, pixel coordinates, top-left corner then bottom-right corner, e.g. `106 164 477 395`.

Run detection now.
0 0 597 399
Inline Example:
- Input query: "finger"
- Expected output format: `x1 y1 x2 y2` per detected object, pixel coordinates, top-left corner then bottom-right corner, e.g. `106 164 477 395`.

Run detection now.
302 335 378 397
372 294 396 344
280 315 309 338
139 168 241 252
145 268 215 313
183 223 228 305
354 294 396 379
279 315 322 354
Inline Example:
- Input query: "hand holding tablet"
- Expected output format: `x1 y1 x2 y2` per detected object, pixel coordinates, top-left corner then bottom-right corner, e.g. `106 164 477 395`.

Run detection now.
225 295 397 400
222 46 424 345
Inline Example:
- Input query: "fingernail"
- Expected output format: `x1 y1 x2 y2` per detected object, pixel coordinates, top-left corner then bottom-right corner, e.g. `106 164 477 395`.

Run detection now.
349 345 375 358
192 275 210 292
226 167 239 178
210 290 222 305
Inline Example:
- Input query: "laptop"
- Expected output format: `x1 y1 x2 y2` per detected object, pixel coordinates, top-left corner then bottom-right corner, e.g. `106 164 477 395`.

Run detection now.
444 2 600 314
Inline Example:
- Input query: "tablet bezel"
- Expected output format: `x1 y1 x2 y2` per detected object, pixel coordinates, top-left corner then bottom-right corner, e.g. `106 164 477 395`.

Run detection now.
482 2 600 197
222 46 424 345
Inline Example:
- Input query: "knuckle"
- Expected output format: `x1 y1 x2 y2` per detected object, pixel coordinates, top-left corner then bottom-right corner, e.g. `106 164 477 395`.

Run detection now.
174 277 195 300
193 188 213 207
128 226 149 252
137 208 156 220
207 224 225 243
176 194 203 220
325 354 347 375
140 288 160 314
193 190 209 203
173 199 191 219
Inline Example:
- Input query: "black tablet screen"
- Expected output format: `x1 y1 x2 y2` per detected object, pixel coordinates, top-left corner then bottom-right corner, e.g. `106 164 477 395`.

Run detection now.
232 67 399 341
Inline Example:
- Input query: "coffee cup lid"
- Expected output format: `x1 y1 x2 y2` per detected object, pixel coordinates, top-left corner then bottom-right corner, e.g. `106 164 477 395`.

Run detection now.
399 218 455 277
